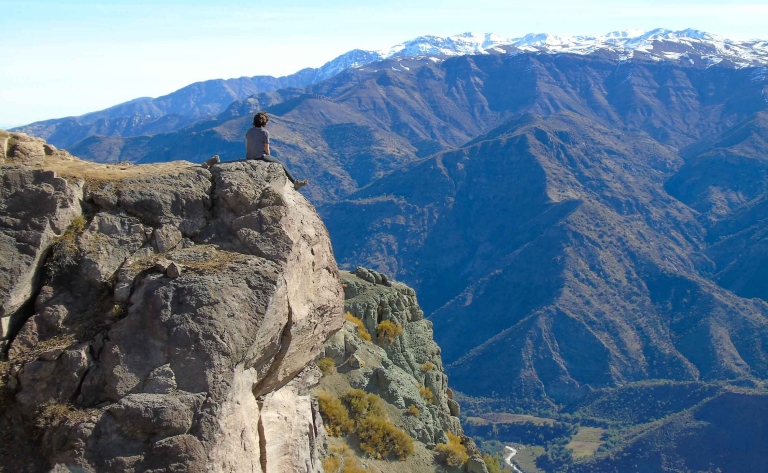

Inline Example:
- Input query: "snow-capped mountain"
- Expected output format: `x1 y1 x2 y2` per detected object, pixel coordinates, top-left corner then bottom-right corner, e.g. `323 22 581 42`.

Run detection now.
14 28 768 146
504 28 768 66
386 32 509 58
345 28 768 68
309 49 385 83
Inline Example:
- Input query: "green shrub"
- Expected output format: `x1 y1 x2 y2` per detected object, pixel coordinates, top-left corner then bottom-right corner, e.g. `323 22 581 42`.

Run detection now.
419 385 434 404
376 320 403 344
317 392 353 436
357 415 414 460
317 357 337 376
345 312 372 342
343 389 386 420
436 432 469 467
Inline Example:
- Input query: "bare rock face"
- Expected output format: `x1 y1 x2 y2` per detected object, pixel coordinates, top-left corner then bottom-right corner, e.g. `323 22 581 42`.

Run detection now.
0 147 343 473
258 367 327 473
0 139 82 349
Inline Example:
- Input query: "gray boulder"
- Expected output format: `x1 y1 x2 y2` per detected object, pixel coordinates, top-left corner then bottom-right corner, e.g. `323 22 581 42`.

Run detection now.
0 162 82 349
467 455 490 473
6 133 46 165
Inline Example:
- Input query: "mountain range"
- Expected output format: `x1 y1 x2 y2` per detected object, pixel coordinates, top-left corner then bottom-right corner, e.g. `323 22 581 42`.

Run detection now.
7 27 768 472
13 29 768 151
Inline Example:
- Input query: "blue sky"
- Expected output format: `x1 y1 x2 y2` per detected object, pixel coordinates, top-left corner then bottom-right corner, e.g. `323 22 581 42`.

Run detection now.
1 0 767 127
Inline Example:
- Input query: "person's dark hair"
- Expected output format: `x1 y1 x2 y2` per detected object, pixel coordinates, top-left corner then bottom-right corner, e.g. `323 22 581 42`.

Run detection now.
253 111 269 128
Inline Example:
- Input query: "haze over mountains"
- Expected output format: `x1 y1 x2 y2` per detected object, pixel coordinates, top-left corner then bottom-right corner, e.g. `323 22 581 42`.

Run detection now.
8 27 768 471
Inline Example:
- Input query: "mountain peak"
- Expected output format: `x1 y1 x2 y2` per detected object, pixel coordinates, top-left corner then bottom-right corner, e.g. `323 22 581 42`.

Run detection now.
328 28 766 68
384 31 509 58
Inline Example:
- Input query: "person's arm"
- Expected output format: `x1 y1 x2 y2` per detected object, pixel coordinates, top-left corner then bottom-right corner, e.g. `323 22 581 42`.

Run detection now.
264 142 270 155
264 129 270 155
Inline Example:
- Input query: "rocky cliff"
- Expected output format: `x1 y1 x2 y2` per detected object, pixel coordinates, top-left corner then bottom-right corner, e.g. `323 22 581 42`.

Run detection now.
315 267 488 473
0 131 344 472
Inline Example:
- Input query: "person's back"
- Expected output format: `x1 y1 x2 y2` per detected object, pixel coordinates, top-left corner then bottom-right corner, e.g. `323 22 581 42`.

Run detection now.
245 111 307 190
245 126 269 161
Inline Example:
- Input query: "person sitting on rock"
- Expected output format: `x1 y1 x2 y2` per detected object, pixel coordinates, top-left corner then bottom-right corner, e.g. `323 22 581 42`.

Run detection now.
246 111 308 190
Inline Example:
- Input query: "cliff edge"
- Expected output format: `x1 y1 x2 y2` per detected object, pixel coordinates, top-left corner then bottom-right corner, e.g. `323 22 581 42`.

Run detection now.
315 268 488 473
0 131 344 472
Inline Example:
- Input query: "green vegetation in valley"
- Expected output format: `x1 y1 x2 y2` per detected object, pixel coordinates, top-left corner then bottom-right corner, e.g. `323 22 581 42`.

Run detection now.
565 381 721 425
566 427 605 458
462 382 768 472
464 415 577 445
512 445 547 473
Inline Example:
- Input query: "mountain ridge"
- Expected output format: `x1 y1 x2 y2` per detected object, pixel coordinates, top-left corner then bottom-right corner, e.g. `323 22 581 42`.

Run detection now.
12 28 768 151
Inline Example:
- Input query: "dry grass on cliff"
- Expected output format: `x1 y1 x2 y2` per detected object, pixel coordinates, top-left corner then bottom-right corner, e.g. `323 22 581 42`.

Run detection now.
35 402 97 430
376 321 402 345
343 389 386 419
170 246 252 274
54 215 87 259
435 432 469 467
418 386 434 404
318 389 416 461
357 415 414 460
318 392 354 436
317 358 337 376
345 313 371 342
322 444 367 473
126 246 252 276
41 154 197 187
9 333 78 369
